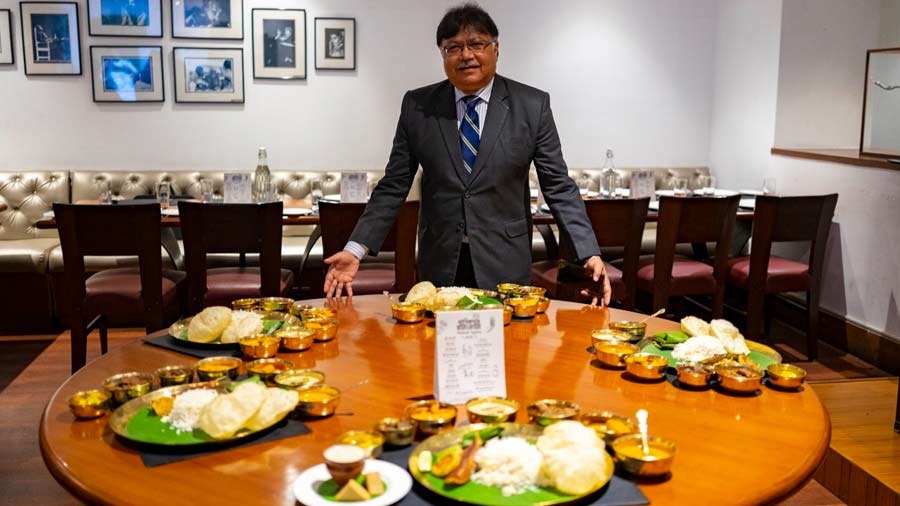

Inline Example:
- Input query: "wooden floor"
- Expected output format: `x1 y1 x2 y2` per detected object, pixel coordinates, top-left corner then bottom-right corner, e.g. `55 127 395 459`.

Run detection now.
0 323 889 505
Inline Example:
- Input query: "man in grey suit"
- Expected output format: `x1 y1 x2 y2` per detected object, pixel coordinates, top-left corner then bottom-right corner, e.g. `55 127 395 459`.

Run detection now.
324 3 610 305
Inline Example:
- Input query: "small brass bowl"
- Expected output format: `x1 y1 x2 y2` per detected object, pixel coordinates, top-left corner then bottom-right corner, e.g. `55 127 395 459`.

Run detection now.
591 329 634 349
405 400 458 438
580 411 638 444
506 297 539 318
274 369 326 390
375 417 415 447
300 307 337 321
470 288 501 301
465 396 519 423
624 353 669 381
392 302 426 323
594 342 639 369
296 384 341 417
103 372 153 406
675 364 714 387
195 356 242 382
275 326 315 351
535 297 551 314
526 399 581 426
68 389 111 420
289 302 314 317
717 364 764 393
305 317 338 342
608 320 647 340
497 283 521 298
246 358 295 384
258 296 293 312
337 430 386 458
502 305 513 325
155 365 193 387
231 298 259 311
516 285 547 298
766 363 807 389
239 334 282 359
612 434 676 477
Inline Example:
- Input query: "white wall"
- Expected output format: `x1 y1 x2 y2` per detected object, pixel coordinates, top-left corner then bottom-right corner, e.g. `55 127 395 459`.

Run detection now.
0 0 717 171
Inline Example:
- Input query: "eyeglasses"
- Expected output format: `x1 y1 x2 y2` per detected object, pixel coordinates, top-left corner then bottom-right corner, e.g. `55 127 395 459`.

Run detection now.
441 39 497 57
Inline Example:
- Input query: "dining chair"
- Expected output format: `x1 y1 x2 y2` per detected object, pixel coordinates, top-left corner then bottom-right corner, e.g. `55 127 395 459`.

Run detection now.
726 194 838 360
54 202 186 373
318 200 419 295
636 195 740 318
530 198 650 309
178 201 293 313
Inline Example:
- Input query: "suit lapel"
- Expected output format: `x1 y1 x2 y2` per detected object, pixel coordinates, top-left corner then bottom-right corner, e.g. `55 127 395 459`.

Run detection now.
468 76 510 188
435 83 468 185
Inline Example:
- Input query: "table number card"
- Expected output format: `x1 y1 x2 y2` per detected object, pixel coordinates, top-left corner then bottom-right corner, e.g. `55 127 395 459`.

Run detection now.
434 308 506 405
340 172 368 203
630 170 656 200
224 173 252 203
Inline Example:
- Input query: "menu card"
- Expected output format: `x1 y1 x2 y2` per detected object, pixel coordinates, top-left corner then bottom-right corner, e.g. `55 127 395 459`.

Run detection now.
224 173 252 203
434 308 506 404
630 170 656 200
340 172 368 203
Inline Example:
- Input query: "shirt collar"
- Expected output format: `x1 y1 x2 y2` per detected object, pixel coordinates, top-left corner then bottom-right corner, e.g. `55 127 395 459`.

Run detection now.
454 77 494 105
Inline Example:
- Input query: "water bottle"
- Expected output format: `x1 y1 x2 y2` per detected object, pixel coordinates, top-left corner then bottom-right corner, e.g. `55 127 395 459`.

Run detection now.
252 147 272 203
600 149 617 199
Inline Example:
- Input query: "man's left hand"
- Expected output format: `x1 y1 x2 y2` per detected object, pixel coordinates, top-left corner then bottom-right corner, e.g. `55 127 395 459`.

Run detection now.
581 256 611 307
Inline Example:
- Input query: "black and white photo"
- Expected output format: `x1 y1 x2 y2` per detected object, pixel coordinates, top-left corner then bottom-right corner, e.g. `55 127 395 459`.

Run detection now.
20 2 81 75
172 0 242 39
185 57 234 92
183 0 230 28
315 17 355 70
90 45 164 102
0 10 14 64
88 0 161 37
252 8 305 79
173 47 243 102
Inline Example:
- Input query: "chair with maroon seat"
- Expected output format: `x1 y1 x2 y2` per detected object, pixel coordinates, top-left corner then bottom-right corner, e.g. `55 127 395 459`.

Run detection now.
55 202 186 373
318 200 419 295
530 198 649 309
636 195 740 319
178 201 293 313
726 194 838 360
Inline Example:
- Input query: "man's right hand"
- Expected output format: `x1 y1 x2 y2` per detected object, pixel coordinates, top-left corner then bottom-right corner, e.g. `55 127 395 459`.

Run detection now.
323 251 360 301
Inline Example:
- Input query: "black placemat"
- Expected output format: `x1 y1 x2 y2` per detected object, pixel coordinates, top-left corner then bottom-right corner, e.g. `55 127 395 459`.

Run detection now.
143 334 242 358
380 445 649 506
132 417 310 467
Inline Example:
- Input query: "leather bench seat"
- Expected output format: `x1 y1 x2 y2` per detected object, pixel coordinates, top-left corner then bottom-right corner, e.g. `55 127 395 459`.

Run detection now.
0 238 62 273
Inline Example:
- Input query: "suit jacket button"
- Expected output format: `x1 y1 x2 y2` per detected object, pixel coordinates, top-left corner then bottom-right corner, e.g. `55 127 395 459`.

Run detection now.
464 192 471 199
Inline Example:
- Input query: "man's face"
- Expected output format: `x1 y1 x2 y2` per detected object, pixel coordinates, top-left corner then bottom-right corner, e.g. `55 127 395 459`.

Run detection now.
441 28 498 93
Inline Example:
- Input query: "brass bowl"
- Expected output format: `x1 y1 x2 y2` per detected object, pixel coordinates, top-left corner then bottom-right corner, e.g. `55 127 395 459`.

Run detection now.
305 317 338 342
502 305 513 325
716 364 764 393
67 389 112 420
465 396 519 423
299 307 337 321
246 358 295 384
516 285 547 298
580 411 638 444
594 342 639 369
392 302 426 323
103 372 153 406
239 334 282 359
675 364 714 387
591 329 634 348
275 326 315 352
470 288 501 301
612 434 676 477
767 363 807 389
258 296 293 312
337 430 385 458
526 399 580 426
608 320 647 340
155 365 193 387
231 298 259 311
274 369 326 390
624 353 669 381
194 356 242 382
375 417 415 447
506 297 539 318
535 297 551 314
496 283 521 298
289 302 314 317
405 400 458 438
296 384 341 417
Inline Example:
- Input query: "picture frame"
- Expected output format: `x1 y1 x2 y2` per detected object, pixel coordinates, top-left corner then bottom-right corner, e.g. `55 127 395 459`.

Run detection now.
171 0 243 40
251 8 305 80
0 10 14 64
859 47 900 159
19 1 81 75
314 17 355 71
87 0 163 38
173 46 243 103
90 45 164 102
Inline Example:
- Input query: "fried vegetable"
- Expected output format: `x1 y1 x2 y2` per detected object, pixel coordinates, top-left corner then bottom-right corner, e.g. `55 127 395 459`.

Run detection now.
461 426 504 447
445 433 482 485
431 444 463 477
150 396 174 417
417 450 433 473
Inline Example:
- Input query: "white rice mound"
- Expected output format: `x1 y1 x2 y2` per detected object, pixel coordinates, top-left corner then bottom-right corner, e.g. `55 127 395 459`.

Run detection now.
671 335 727 363
161 388 218 433
536 421 608 495
472 437 543 496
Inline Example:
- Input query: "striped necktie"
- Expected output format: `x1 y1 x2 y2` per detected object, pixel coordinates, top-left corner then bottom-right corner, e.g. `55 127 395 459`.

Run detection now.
459 95 480 175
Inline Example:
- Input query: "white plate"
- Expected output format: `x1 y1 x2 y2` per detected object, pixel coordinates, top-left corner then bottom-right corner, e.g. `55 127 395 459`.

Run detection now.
692 189 739 197
320 194 342 203
292 460 412 506
739 189 764 196
283 207 313 216
739 198 756 209
161 208 179 216
649 201 660 211
42 210 55 219
655 189 675 197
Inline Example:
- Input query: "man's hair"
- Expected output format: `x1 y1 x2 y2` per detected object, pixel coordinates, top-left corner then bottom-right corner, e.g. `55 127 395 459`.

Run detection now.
435 3 498 47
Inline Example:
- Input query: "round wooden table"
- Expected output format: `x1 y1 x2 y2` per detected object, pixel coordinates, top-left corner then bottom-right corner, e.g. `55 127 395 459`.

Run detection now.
40 296 830 505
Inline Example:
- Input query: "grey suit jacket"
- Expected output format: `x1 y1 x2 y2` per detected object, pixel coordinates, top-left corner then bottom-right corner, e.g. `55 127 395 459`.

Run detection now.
349 75 601 289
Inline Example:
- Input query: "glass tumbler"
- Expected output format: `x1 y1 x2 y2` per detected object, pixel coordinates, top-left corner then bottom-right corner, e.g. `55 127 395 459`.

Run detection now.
702 176 717 196
199 179 214 202
96 180 112 204
310 179 323 211
157 181 171 209
673 178 689 197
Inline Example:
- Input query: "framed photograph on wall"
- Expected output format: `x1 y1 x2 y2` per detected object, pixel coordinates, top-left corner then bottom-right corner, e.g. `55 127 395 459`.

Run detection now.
87 0 162 37
0 10 14 64
171 0 243 40
315 17 355 70
90 46 164 102
19 1 81 75
251 8 305 80
173 46 243 103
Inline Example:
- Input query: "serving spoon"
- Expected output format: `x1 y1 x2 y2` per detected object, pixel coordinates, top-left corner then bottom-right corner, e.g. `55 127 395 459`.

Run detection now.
636 408 650 456
638 308 665 325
